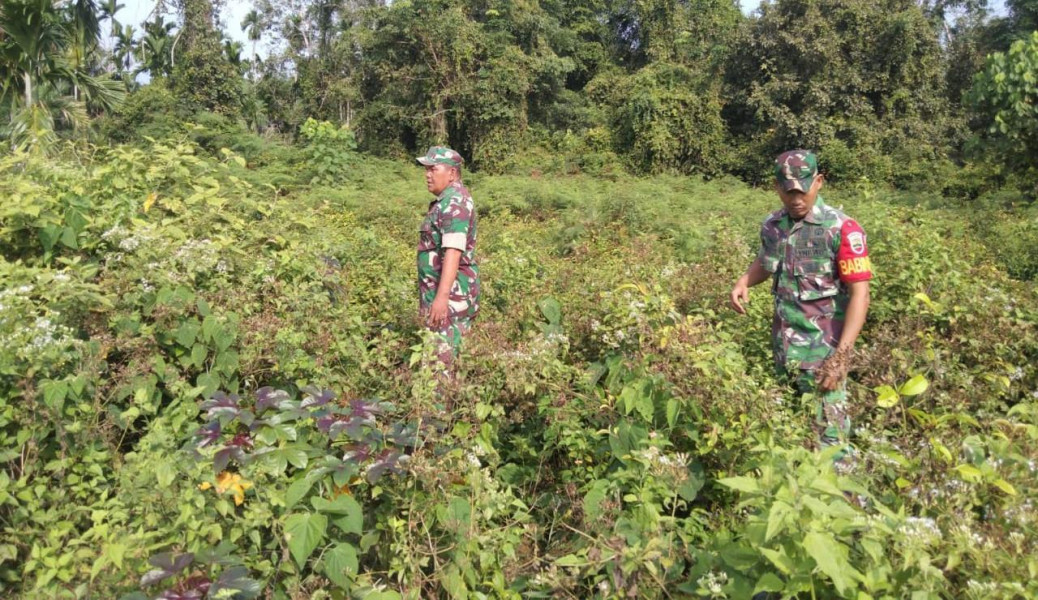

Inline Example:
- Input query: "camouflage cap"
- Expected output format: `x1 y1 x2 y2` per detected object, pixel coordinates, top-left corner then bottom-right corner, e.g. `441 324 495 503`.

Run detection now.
416 146 464 168
774 149 818 192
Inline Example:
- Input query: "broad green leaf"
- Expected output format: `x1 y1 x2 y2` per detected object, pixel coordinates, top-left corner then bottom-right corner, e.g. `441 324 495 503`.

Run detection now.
634 388 654 423
765 501 793 542
954 464 983 482
285 478 315 511
754 572 785 594
202 315 220 342
677 462 706 502
992 478 1017 496
442 565 467 599
154 462 175 487
583 479 611 523
312 495 364 535
175 319 201 347
929 437 953 463
874 385 899 408
803 532 858 595
42 380 68 411
284 513 327 568
665 398 679 428
279 447 309 470
718 476 760 494
195 372 221 398
720 543 759 570
322 543 358 589
899 374 929 397
538 297 562 325
190 344 208 369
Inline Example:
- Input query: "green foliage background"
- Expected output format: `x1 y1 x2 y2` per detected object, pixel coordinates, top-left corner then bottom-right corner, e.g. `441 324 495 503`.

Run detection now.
1 0 1038 597
1 135 1037 598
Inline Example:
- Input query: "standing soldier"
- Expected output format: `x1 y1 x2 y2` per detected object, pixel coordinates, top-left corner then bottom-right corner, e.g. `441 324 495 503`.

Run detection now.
415 146 481 371
729 150 872 462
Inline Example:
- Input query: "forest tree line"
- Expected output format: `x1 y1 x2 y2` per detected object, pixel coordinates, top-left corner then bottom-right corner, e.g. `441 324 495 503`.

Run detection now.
2 0 1037 191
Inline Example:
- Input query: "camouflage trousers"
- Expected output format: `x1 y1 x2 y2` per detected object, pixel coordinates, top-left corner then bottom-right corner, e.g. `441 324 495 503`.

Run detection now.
426 316 473 372
784 368 852 462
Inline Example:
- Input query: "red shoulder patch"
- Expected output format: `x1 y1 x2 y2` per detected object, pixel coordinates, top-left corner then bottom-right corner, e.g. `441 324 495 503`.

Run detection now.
837 219 873 282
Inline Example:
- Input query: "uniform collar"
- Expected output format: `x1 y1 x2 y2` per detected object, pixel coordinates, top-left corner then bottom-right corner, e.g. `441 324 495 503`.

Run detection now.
783 196 826 226
435 180 463 202
804 196 826 225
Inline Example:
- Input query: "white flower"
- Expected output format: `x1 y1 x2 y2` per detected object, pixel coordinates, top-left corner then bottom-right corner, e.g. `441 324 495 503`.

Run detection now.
899 516 941 546
697 571 728 595
119 236 141 251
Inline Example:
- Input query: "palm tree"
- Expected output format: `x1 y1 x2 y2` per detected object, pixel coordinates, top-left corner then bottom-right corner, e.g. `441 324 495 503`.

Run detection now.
136 17 176 79
240 9 263 80
99 0 124 37
98 0 124 69
223 38 244 73
240 9 262 59
0 0 124 150
114 23 136 73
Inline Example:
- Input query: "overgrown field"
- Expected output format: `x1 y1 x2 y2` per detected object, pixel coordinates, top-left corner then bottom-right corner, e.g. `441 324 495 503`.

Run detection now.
2 139 1038 599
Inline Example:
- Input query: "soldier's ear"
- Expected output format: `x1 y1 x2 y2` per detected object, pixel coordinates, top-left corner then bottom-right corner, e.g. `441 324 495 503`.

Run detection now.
814 174 825 190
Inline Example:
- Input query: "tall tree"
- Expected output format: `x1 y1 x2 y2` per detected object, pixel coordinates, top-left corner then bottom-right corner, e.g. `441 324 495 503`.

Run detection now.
724 0 954 183
172 0 242 115
969 31 1038 189
137 16 176 79
240 8 263 75
114 23 136 73
0 0 124 149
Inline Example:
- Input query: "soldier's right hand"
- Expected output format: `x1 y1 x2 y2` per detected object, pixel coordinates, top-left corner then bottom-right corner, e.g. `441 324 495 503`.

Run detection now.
730 282 749 314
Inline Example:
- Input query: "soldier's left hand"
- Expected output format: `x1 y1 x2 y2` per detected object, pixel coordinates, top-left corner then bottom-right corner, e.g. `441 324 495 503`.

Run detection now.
428 296 449 328
816 347 851 391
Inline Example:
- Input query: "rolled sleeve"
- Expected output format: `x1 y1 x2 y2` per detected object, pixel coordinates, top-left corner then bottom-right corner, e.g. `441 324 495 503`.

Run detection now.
442 232 466 251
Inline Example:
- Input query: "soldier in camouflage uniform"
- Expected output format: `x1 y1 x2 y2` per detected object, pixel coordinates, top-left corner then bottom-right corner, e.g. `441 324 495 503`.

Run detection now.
415 146 481 370
730 150 872 461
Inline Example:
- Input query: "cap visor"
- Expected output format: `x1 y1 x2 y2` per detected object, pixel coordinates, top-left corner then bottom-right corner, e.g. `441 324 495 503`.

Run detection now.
416 157 435 165
778 176 813 192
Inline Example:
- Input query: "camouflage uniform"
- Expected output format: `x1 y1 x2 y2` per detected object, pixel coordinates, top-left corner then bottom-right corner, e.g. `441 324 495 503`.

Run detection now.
416 147 481 368
759 150 873 458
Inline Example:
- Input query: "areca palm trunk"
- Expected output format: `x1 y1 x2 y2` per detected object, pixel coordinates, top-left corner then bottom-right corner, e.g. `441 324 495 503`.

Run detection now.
23 71 33 109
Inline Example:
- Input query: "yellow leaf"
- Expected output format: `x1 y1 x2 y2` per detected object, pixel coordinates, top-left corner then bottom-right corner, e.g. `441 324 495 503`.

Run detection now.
214 471 253 506
875 385 899 408
198 481 212 490
143 192 157 213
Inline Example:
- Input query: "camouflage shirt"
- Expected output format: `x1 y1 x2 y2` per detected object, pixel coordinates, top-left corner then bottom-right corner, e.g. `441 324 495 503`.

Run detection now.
758 196 872 371
417 181 480 319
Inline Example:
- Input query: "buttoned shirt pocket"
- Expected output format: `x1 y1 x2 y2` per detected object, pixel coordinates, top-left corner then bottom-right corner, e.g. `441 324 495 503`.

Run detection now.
794 260 840 301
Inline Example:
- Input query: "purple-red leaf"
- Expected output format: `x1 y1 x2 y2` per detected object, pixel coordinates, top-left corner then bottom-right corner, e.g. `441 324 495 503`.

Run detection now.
255 387 290 414
301 386 335 408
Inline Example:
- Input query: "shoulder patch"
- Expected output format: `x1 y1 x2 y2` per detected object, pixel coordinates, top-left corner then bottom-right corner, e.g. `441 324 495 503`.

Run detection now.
837 219 872 282
847 231 865 255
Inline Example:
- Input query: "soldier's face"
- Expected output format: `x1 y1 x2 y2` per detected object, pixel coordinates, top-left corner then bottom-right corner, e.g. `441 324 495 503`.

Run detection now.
425 164 456 196
776 175 824 220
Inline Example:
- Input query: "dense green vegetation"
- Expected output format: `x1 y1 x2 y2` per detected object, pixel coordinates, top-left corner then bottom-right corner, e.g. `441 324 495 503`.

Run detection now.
1 0 1037 192
1 134 1037 598
2 0 1038 598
